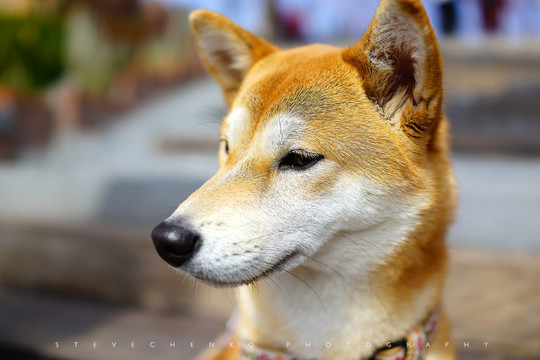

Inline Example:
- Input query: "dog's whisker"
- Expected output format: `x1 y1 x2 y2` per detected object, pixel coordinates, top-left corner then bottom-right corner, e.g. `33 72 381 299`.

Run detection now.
190 279 196 293
270 271 289 295
283 269 325 311
181 273 190 286
219 285 234 304
372 194 416 225
194 279 200 295
266 276 286 299
240 226 315 245
204 105 227 122
340 231 383 251
252 257 324 310
301 253 350 285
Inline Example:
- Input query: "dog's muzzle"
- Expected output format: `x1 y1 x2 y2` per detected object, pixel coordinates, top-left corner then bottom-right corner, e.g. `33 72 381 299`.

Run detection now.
151 220 201 267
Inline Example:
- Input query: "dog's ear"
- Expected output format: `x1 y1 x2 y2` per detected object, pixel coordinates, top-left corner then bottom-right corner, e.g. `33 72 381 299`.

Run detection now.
189 10 278 107
343 0 443 141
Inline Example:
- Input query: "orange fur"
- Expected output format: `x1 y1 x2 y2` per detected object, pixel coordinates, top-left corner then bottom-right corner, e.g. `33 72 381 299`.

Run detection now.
181 1 457 359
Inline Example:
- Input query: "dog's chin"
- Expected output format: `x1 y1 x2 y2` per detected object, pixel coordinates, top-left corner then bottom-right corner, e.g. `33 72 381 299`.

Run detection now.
181 250 304 287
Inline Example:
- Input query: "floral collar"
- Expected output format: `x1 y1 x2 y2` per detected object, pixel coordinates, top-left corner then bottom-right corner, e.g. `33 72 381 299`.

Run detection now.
239 307 440 360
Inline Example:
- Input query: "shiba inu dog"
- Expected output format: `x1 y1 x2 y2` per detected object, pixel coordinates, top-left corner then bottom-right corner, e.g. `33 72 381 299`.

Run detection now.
151 0 457 359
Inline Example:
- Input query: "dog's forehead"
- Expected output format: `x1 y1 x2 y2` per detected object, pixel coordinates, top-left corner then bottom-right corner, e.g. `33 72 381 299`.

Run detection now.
223 45 370 140
244 45 357 113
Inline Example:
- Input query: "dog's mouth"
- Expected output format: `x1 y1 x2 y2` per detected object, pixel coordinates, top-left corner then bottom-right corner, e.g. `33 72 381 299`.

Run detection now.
186 249 303 287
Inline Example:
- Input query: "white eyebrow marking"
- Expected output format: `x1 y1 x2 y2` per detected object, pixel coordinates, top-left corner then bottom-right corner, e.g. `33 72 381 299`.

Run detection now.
225 107 249 146
254 112 305 155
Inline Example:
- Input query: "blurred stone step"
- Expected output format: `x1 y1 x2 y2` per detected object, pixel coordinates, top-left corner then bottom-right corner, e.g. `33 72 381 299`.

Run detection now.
440 40 540 155
446 84 540 154
445 248 540 358
1 245 539 360
0 221 235 319
0 289 226 360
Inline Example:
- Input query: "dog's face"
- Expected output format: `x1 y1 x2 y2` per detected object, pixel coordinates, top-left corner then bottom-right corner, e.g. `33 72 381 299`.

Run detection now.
152 0 450 286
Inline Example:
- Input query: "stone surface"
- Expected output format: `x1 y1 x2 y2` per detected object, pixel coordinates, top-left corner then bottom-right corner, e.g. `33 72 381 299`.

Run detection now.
1 247 539 360
445 248 540 358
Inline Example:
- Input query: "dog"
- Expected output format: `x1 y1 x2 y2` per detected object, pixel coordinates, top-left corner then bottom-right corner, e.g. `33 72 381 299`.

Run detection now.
151 0 457 359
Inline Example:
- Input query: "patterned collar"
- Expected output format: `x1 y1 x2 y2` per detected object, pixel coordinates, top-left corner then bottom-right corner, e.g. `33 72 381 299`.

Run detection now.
238 307 440 360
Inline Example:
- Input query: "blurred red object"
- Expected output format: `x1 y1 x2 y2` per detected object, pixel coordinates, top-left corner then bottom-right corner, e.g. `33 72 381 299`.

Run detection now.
481 0 505 32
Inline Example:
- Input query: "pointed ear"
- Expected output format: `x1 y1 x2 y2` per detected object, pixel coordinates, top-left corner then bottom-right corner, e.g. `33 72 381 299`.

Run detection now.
343 0 443 140
189 10 278 107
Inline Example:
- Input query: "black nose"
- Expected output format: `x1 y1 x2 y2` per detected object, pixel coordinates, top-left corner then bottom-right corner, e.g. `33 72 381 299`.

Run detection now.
151 221 201 267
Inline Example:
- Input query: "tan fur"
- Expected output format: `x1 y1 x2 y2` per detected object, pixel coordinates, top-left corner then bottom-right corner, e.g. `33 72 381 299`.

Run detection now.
175 1 457 359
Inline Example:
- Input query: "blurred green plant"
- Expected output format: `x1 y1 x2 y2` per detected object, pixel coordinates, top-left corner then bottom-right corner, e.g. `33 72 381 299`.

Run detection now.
0 14 65 95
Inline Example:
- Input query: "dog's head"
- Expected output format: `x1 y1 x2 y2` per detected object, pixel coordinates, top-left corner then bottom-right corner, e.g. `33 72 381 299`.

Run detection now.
152 0 453 286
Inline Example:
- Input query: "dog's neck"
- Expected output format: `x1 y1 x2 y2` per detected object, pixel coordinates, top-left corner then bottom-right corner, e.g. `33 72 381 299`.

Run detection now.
235 304 440 360
233 229 442 360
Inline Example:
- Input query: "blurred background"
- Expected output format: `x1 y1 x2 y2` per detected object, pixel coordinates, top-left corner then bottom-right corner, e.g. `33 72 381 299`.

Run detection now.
0 0 539 359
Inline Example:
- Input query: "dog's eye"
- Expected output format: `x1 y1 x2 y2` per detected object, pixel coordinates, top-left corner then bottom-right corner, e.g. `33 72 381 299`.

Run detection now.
221 139 229 154
279 150 324 170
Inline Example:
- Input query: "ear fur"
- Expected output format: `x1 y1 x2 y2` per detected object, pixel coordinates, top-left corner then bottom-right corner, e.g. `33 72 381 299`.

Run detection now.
189 10 278 106
343 0 443 140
